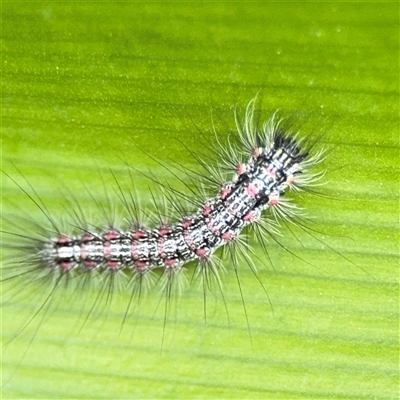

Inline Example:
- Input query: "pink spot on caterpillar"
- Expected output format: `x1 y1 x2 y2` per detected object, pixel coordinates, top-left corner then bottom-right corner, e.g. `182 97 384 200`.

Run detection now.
56 235 71 245
104 231 119 241
246 184 258 197
268 196 279 206
196 248 208 258
243 211 255 222
266 165 276 177
103 243 111 257
165 258 178 268
132 230 146 239
182 218 193 229
203 204 212 216
131 243 139 259
60 261 74 271
220 186 231 200
134 260 148 270
82 233 95 242
236 163 246 175
80 244 88 259
287 175 295 185
158 227 171 236
222 231 233 241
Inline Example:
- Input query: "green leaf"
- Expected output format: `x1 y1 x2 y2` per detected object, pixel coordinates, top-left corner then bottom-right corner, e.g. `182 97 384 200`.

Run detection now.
2 2 398 399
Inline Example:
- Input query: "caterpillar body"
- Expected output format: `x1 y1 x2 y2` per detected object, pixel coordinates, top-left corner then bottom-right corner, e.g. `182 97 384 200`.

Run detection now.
2 99 324 330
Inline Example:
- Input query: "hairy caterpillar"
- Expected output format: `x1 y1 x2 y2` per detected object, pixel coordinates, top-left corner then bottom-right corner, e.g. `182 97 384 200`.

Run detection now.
1 99 325 350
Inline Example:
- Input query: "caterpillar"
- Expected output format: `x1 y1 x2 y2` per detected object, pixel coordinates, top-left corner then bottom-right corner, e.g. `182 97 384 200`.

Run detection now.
1 99 325 342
